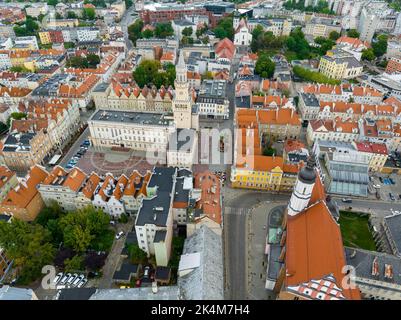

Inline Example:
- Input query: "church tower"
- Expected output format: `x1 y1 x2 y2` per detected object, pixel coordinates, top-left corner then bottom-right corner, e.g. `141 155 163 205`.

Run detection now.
287 157 317 217
233 10 241 30
173 52 194 130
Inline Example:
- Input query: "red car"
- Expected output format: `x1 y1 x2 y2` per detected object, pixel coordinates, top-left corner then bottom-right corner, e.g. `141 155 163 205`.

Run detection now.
135 279 142 287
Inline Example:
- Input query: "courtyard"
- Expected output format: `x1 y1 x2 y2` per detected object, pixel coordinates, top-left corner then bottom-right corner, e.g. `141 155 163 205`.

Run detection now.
338 211 377 251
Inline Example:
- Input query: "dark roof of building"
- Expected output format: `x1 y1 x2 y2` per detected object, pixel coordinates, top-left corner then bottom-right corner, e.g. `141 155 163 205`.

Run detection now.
113 262 139 281
154 230 167 243
155 266 171 281
57 288 97 300
345 247 401 285
267 244 283 280
300 92 319 107
384 213 401 254
235 96 251 108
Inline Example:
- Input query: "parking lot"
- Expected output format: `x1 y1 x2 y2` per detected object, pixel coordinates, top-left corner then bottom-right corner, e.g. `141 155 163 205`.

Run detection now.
370 173 401 202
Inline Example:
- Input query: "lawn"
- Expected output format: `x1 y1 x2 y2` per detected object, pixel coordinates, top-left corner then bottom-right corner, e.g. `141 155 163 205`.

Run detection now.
338 211 376 251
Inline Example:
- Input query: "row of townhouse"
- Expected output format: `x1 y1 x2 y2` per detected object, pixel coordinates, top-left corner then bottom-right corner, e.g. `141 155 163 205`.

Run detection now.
39 27 100 45
299 93 401 122
31 73 101 111
1 99 80 172
0 48 66 72
37 166 151 216
307 117 401 153
299 84 384 105
93 79 174 113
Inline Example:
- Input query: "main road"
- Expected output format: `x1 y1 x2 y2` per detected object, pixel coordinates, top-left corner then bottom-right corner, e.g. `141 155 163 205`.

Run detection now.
120 5 137 51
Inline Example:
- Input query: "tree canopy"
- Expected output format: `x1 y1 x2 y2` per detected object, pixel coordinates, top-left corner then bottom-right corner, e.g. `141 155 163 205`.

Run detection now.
133 60 176 88
128 19 144 45
347 29 360 38
82 8 96 20
285 28 312 60
213 16 234 40
293 65 341 85
154 22 174 38
372 34 388 58
255 53 276 78
13 16 39 37
0 219 55 284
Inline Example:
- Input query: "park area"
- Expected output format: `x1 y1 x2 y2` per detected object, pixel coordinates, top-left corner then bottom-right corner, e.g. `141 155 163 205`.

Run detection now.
338 211 377 251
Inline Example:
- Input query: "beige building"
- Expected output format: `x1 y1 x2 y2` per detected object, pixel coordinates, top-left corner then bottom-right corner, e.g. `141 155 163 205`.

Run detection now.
318 48 363 80
0 166 18 202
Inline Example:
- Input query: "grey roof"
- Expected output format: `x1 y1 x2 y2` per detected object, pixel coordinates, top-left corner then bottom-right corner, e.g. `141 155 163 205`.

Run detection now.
3 132 36 152
235 96 251 108
90 110 174 127
384 213 401 255
267 244 283 281
0 286 35 300
173 19 195 27
174 174 191 204
155 266 171 281
154 230 167 243
89 286 180 300
93 82 109 93
178 225 224 300
345 247 401 286
58 288 97 300
136 167 176 227
196 80 227 104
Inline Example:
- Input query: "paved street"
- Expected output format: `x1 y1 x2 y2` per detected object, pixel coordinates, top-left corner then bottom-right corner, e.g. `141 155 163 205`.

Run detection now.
96 219 135 289
58 127 90 169
120 5 136 51
224 189 291 300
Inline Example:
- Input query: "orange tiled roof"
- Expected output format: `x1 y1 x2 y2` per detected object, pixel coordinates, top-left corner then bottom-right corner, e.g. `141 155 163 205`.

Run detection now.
82 172 101 199
113 174 129 200
63 167 87 192
258 109 301 126
285 177 361 300
2 165 48 209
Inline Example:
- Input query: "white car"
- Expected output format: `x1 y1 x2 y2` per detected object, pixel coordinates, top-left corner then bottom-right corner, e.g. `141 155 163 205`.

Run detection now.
373 184 381 188
72 274 85 287
77 278 88 288
115 231 124 240
67 273 78 285
60 273 70 285
53 272 63 284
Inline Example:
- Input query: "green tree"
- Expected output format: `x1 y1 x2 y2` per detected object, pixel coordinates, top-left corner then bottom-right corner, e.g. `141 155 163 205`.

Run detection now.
9 66 30 73
0 220 55 284
361 48 375 61
293 65 341 85
286 28 311 59
372 34 388 58
182 27 193 37
181 35 194 45
154 22 174 38
87 53 100 68
82 8 96 20
255 53 276 78
35 201 64 227
141 29 154 39
314 36 335 55
64 255 84 272
7 112 27 127
47 0 58 5
128 19 144 45
133 59 161 87
66 56 89 68
347 29 360 38
329 30 340 41
213 15 234 40
128 244 147 264
67 11 78 19
125 0 133 8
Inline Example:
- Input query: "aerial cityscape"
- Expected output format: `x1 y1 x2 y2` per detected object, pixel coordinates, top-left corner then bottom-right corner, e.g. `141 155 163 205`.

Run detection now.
0 0 400 306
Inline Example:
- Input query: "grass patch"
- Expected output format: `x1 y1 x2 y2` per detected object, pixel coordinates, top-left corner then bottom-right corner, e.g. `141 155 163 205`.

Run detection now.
338 211 376 251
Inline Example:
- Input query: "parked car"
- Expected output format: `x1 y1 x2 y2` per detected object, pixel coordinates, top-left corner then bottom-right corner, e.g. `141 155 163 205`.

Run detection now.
143 266 150 279
53 272 63 284
389 193 395 201
390 178 395 185
379 177 384 183
110 220 116 225
60 273 70 285
72 275 85 287
342 198 352 203
373 184 381 188
66 164 74 169
398 194 401 200
77 278 87 288
115 231 124 240
67 273 78 285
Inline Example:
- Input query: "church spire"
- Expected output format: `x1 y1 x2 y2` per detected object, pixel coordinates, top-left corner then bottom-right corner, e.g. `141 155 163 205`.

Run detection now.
176 51 187 83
